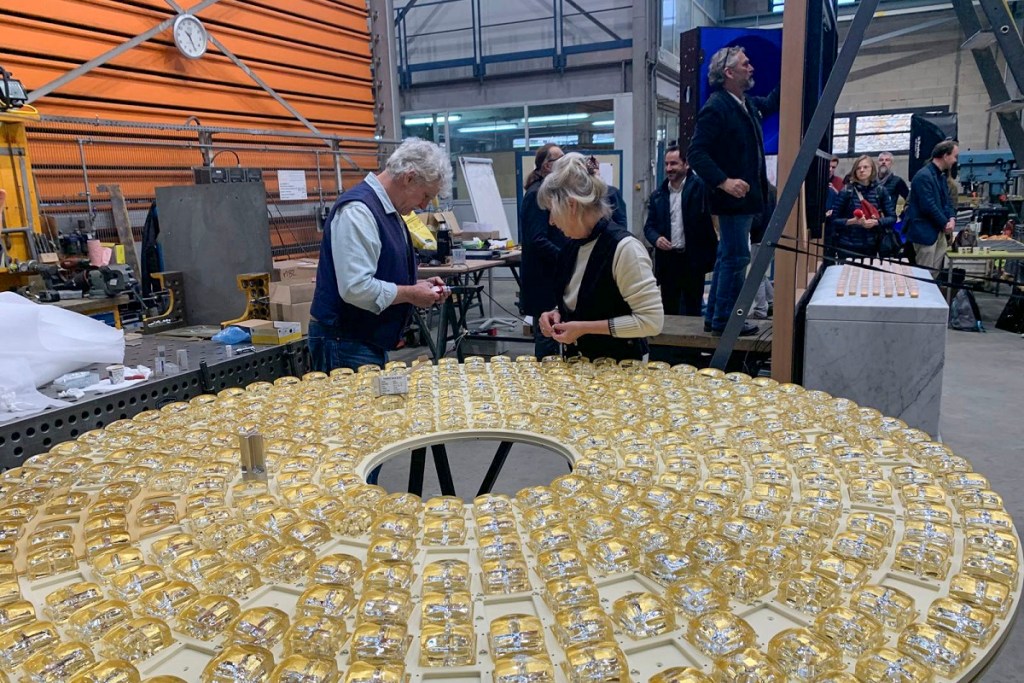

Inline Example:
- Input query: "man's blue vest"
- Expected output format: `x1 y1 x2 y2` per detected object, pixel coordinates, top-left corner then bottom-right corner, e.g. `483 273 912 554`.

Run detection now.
310 180 416 350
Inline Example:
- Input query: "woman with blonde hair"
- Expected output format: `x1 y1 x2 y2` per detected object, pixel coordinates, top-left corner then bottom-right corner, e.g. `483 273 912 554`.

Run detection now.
830 154 896 259
536 153 663 361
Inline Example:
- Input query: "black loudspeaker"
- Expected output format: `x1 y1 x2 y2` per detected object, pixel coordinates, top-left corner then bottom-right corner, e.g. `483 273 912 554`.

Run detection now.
909 112 958 179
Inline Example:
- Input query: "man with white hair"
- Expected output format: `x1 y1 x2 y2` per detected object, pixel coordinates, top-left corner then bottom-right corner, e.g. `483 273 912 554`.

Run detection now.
309 137 452 371
877 151 910 213
688 45 779 337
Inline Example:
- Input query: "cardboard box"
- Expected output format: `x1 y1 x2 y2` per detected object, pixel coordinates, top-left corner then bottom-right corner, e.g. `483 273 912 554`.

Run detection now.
270 281 315 305
459 230 500 242
271 301 312 334
272 258 318 282
425 211 460 234
248 320 302 345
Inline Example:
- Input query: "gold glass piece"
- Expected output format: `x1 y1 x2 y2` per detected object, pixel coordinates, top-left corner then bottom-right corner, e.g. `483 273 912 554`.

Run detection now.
177 595 240 640
949 572 1011 617
201 644 275 683
478 558 530 595
309 554 363 586
767 627 842 681
927 597 994 646
44 581 104 623
776 572 840 615
100 617 173 663
205 562 262 599
683 607 755 658
710 560 770 602
67 599 133 643
850 585 917 631
855 647 934 683
814 606 884 656
350 622 408 664
420 590 473 626
356 589 413 625
343 662 404 683
421 559 470 593
713 648 785 683
21 640 95 682
363 561 415 592
897 622 973 676
612 591 675 639
0 599 35 634
422 516 466 545
893 541 950 580
262 545 315 584
230 606 291 648
489 614 546 657
285 616 347 660
26 542 78 579
553 605 614 649
137 580 199 620
561 643 629 683
419 624 475 667
492 654 556 683
69 658 140 683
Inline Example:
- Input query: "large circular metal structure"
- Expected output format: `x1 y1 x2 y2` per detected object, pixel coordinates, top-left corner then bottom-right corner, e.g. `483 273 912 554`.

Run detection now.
0 356 1019 682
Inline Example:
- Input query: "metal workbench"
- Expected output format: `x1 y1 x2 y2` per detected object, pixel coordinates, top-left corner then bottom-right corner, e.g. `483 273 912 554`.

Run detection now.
0 335 311 469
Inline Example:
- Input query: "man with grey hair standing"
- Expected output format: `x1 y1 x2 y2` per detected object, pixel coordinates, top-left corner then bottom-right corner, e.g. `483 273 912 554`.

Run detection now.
876 151 910 213
688 45 779 337
309 137 452 372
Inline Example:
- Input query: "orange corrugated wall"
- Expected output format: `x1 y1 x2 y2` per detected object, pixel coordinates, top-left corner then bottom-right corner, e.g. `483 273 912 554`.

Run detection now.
0 0 376 135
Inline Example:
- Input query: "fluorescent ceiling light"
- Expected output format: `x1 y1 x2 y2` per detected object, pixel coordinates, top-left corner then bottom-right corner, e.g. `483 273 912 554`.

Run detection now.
592 120 615 127
525 113 590 123
403 114 462 126
457 123 518 133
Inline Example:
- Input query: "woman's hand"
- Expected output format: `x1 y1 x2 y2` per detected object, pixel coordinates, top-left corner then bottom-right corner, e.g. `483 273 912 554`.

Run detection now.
539 310 561 338
863 219 879 229
551 321 589 345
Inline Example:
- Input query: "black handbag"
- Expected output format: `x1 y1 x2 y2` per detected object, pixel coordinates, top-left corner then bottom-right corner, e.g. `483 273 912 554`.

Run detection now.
878 227 903 258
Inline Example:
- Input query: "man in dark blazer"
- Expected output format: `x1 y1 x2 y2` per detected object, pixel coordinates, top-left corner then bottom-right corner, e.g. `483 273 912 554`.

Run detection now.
643 145 717 316
688 45 779 336
903 140 958 272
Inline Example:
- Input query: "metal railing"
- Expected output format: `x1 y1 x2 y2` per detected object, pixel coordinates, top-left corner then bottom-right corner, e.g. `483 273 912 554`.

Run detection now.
24 116 397 259
395 0 633 88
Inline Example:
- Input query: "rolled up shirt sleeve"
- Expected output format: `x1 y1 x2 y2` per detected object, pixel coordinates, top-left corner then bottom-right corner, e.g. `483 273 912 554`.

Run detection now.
608 237 664 338
331 202 399 314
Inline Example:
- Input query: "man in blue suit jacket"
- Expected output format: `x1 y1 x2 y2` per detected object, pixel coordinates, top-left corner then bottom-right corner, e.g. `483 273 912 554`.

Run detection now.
688 45 780 336
904 140 958 272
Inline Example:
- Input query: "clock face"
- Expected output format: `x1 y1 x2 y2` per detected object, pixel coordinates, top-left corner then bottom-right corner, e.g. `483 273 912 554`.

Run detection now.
173 15 208 60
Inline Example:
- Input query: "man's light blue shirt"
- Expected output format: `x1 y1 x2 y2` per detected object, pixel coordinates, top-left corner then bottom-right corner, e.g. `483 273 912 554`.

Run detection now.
331 173 408 314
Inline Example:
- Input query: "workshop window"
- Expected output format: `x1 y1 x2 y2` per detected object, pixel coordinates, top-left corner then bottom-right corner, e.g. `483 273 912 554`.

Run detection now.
772 0 853 12
832 107 948 157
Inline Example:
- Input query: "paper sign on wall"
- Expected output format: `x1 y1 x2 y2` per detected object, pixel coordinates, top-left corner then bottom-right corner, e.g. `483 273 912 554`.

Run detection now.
278 170 308 201
599 163 614 187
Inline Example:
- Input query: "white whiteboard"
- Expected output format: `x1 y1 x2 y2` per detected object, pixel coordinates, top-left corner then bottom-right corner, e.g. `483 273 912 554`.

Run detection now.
458 156 511 239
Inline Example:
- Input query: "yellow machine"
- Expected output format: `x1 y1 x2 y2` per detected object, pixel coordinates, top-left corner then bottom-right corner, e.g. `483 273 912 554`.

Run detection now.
0 107 43 263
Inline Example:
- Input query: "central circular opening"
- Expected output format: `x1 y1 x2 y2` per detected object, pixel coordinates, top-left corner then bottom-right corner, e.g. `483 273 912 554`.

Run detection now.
364 430 577 498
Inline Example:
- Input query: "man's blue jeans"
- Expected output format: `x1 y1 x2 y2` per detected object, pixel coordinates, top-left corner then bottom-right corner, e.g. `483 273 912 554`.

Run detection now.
307 321 387 372
705 214 755 331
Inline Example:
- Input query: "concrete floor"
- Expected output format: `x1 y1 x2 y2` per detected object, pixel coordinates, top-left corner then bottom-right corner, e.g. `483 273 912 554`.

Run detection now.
381 277 1024 680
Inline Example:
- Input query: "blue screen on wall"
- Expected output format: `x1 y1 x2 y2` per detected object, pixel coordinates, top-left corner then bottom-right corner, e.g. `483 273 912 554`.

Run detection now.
696 27 783 155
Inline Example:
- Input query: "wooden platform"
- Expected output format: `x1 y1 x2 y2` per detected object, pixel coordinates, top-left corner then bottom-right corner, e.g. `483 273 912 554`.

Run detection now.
651 315 771 352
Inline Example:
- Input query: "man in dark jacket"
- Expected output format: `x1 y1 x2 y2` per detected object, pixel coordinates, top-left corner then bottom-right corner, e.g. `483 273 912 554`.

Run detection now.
904 140 958 272
688 45 780 336
643 146 717 316
519 144 566 358
877 151 910 212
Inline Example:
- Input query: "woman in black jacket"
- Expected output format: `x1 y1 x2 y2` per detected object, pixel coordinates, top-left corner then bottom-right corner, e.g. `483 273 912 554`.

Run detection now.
830 155 896 259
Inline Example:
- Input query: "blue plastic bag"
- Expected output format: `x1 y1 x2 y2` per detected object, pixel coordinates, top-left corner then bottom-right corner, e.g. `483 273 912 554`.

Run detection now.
212 326 251 345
